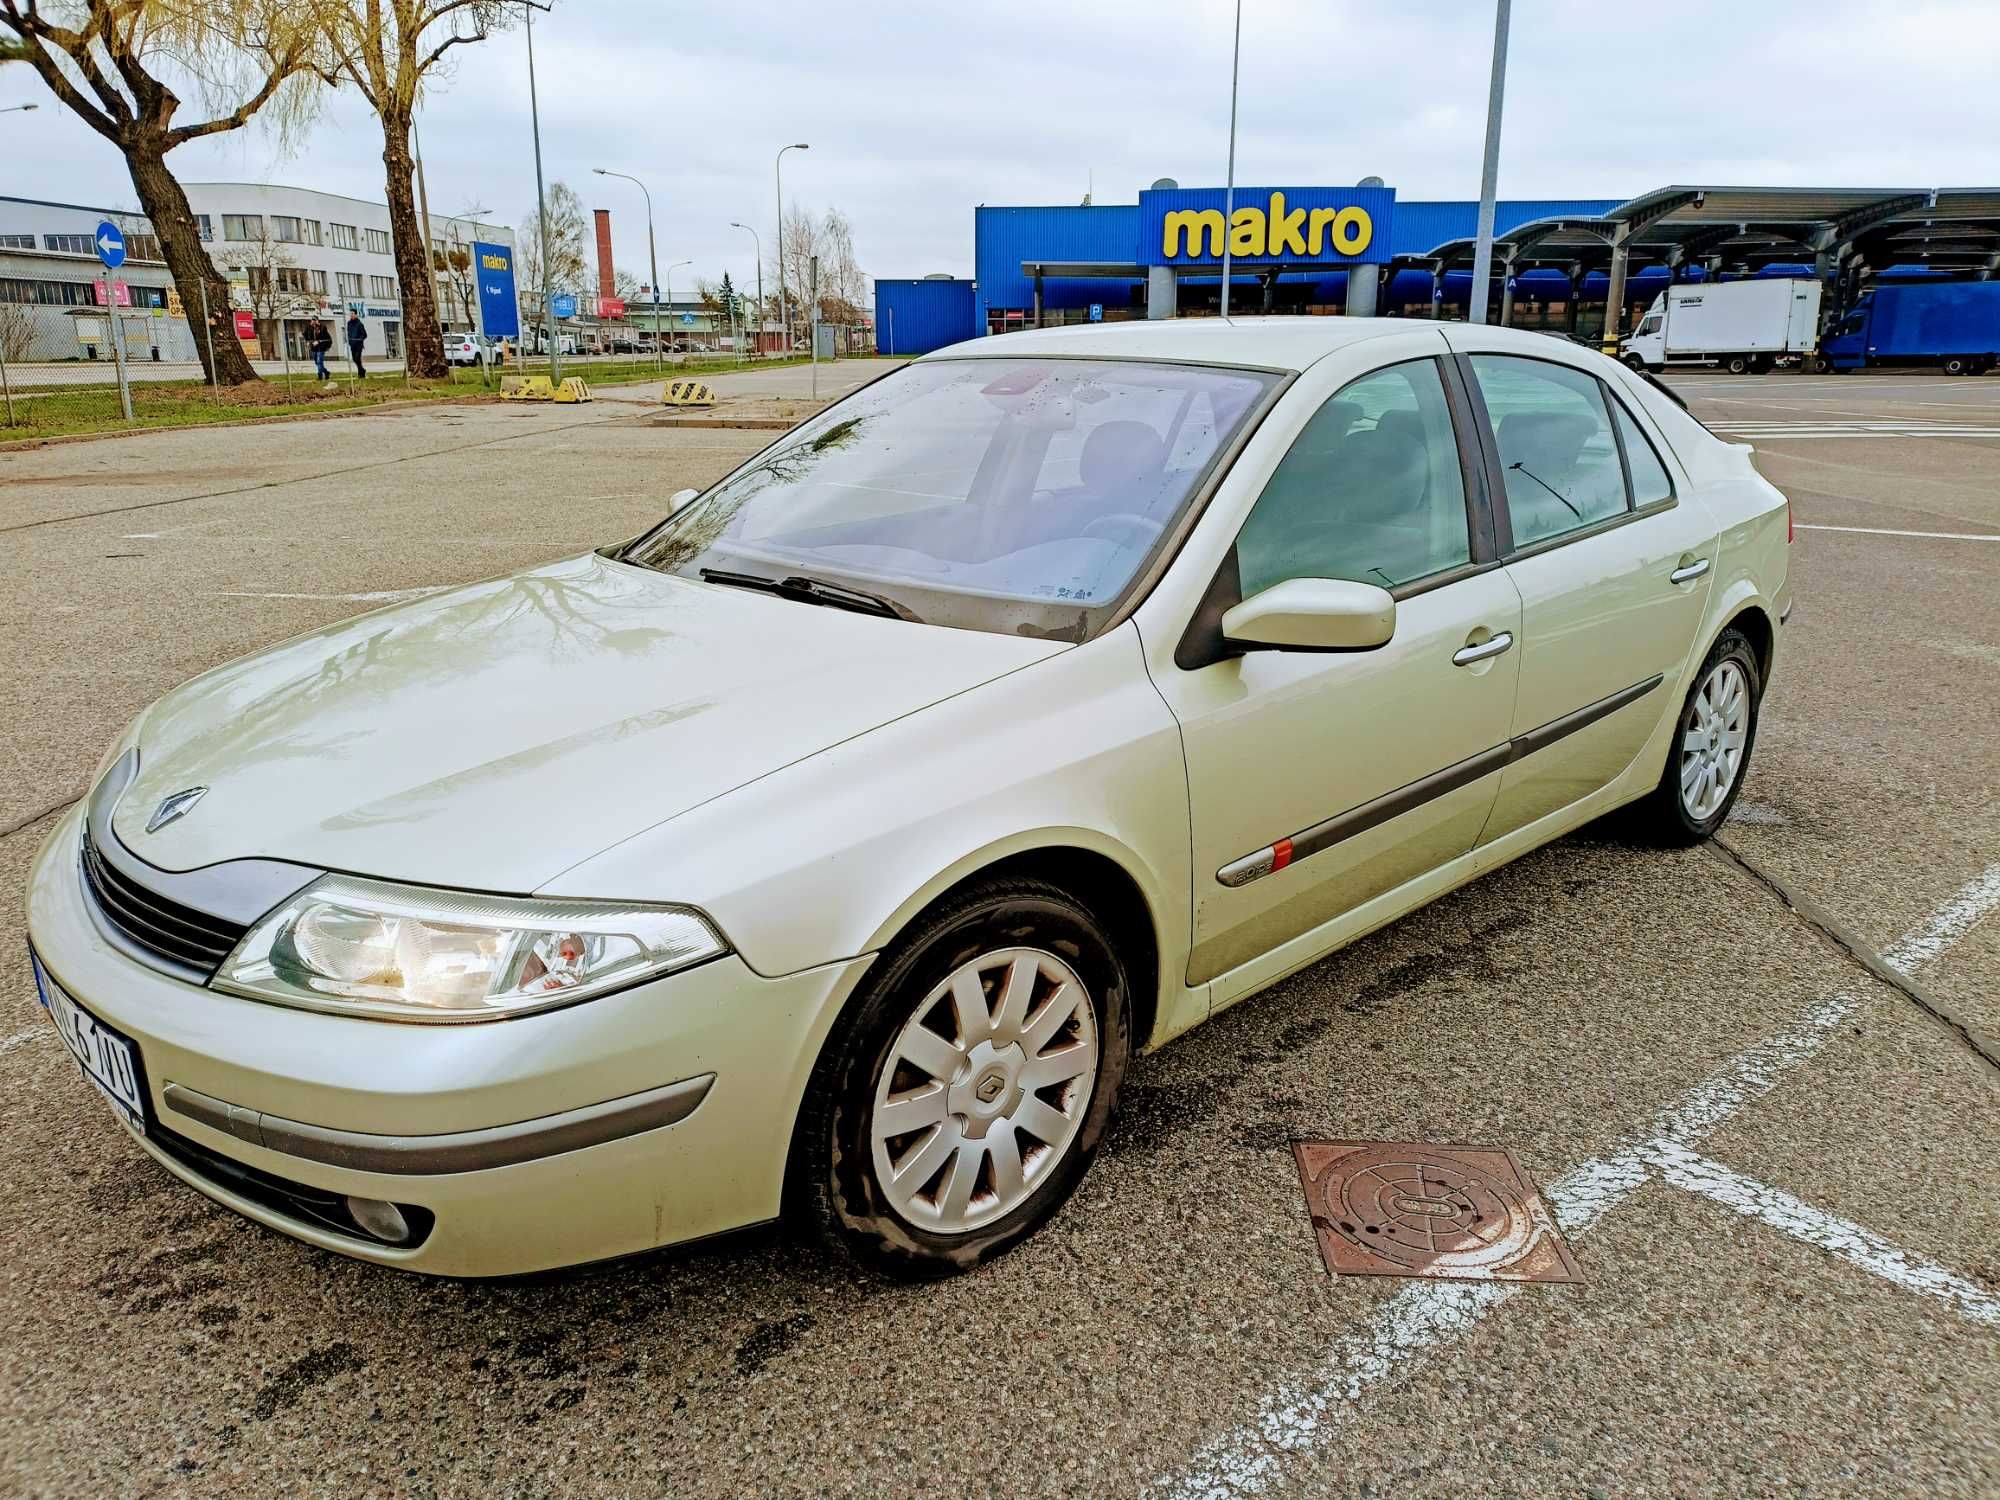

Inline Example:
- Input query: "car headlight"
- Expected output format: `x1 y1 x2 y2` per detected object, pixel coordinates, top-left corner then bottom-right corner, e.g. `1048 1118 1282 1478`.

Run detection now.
214 876 728 1023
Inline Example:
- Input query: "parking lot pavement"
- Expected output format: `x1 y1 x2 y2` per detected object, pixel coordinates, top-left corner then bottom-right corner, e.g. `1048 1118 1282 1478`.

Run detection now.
1 370 1996 1498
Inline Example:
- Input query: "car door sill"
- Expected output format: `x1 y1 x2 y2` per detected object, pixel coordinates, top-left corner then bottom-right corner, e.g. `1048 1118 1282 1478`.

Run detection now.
1216 674 1663 888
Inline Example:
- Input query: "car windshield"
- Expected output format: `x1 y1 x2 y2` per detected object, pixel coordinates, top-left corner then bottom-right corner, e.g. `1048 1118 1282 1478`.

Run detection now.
623 357 1281 640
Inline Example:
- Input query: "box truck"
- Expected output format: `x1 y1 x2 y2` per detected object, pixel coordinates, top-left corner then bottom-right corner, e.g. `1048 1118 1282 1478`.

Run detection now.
1819 282 2000 374
1621 278 1823 374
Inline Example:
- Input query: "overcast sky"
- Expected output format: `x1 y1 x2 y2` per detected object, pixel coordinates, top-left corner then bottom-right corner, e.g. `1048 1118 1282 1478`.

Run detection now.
4 0 1997 296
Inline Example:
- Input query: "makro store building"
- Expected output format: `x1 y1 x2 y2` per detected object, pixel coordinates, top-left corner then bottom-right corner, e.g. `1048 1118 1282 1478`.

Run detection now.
878 181 1667 354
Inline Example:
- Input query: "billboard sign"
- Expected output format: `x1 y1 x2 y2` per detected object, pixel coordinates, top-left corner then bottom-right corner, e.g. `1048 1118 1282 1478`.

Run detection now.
472 241 521 338
1138 185 1395 267
597 295 626 319
234 310 256 340
550 292 578 320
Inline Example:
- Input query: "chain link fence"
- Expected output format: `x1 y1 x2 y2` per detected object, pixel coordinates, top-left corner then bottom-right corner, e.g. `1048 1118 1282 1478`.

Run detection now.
0 296 217 436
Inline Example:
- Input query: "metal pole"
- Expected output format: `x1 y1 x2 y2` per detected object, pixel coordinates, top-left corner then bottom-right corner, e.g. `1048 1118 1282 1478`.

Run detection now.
198 277 217 387
524 2 559 385
809 253 819 398
776 143 808 354
413 115 436 358
0 335 13 426
594 170 663 375
108 290 133 423
1218 0 1242 320
731 223 763 360
1468 0 1511 327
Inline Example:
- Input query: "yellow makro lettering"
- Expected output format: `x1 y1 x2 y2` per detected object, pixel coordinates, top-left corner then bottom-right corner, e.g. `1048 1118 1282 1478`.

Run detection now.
1331 207 1372 256
1267 192 1308 256
1163 209 1225 258
1229 206 1265 256
481 253 509 270
1162 194 1374 260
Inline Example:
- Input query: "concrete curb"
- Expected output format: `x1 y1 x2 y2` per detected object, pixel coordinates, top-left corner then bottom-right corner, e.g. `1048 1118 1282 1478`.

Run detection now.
0 391 503 454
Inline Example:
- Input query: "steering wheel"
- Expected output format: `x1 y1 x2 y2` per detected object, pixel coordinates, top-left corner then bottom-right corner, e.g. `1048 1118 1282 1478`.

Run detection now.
1080 512 1165 548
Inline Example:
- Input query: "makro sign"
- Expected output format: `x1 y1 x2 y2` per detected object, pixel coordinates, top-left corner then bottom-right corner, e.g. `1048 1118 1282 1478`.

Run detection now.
472 240 521 338
1138 185 1395 267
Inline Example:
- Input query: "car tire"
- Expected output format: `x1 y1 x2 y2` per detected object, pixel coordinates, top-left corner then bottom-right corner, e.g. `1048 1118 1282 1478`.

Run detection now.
1622 354 1646 372
1627 627 1763 846
1725 355 1751 374
787 876 1131 1278
1943 356 1971 376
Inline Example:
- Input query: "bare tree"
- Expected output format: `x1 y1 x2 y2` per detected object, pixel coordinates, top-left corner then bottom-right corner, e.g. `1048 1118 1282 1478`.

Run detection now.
0 300 32 363
770 200 868 343
316 0 513 379
0 0 324 384
516 179 586 330
226 216 300 356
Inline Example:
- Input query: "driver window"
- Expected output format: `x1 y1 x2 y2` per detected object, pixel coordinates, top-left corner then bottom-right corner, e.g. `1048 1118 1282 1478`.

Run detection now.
1235 358 1472 597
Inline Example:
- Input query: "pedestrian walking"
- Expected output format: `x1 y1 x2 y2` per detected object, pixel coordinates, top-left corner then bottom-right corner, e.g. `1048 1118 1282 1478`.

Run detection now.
308 319 333 381
345 313 367 379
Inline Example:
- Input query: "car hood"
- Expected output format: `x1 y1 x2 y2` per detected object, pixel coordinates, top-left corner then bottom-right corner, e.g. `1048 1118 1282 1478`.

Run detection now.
114 553 1063 892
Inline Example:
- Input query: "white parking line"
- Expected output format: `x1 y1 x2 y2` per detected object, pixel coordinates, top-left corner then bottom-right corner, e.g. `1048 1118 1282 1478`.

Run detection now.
1644 1141 1999 1327
1154 863 2000 1499
1796 524 2000 541
202 587 454 603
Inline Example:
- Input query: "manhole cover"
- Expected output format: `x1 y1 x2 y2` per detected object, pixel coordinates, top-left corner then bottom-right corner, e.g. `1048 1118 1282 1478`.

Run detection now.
1292 1141 1581 1284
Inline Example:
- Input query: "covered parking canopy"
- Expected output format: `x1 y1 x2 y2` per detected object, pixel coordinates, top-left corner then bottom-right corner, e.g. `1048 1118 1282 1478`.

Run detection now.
1400 186 2000 346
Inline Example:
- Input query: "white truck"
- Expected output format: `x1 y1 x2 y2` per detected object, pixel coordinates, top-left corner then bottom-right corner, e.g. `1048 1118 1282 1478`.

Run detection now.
1621 277 1823 374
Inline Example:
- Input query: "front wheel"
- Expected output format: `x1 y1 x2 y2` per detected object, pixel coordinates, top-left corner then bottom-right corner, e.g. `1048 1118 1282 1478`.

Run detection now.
1622 353 1647 372
1725 354 1752 375
1627 628 1762 846
1943 355 1973 376
788 878 1131 1277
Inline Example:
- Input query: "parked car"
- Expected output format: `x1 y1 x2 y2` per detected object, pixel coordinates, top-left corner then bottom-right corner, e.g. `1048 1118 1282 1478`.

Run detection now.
27 319 1792 1279
442 334 489 367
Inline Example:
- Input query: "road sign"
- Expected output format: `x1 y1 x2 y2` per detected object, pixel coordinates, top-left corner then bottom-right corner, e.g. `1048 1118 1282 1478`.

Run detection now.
95 220 126 270
551 293 577 319
1089 303 1103 322
680 312 696 327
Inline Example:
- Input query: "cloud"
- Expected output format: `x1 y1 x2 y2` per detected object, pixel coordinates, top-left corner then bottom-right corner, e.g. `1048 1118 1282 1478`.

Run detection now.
5 0 1996 297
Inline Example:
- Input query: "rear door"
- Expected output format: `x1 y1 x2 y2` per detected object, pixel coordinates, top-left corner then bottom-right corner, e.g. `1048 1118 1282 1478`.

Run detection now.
1448 343 1717 844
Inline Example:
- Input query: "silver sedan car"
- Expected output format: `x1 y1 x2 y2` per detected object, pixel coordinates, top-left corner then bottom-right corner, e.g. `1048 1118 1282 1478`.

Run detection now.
27 318 1790 1277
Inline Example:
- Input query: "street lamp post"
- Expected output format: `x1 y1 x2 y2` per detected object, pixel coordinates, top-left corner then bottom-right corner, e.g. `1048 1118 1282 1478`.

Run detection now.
1468 0 1512 326
664 259 690 352
520 1 561 382
1218 0 1242 320
594 167 662 372
775 143 809 353
730 222 764 359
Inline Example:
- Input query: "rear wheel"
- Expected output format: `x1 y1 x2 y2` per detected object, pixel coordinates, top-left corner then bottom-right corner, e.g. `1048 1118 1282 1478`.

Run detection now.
788 877 1131 1277
1943 355 1973 376
1725 354 1751 375
1627 628 1762 846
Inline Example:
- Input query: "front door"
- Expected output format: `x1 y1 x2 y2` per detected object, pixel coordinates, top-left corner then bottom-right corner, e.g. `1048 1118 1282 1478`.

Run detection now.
1151 354 1524 990
1453 349 1717 842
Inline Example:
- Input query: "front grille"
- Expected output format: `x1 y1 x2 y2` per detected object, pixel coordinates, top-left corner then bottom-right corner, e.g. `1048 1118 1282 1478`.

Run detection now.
80 825 248 977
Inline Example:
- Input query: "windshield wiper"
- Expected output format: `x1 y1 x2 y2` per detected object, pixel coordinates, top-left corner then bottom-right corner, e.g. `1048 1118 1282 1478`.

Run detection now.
698 568 912 621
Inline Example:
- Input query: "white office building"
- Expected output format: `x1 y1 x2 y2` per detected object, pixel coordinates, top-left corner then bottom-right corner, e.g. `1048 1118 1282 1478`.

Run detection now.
0 185 514 371
183 183 515 362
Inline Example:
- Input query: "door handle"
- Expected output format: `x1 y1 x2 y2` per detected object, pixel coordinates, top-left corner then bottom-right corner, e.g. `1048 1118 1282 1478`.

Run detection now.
1670 557 1711 584
1452 631 1514 667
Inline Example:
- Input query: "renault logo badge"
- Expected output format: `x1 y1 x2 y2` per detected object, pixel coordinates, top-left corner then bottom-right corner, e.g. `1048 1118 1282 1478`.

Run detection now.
146 786 208 833
974 1071 1007 1104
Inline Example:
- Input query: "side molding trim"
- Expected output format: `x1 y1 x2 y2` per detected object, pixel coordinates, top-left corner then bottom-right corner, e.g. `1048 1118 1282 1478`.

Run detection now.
1218 674 1665 888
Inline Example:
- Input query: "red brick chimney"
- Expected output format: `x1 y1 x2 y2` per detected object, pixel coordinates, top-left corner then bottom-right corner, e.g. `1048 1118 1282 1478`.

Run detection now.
593 208 614 301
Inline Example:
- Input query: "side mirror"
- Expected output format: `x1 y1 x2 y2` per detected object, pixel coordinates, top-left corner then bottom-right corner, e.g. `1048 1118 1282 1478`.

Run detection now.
665 487 698 510
1221 578 1396 652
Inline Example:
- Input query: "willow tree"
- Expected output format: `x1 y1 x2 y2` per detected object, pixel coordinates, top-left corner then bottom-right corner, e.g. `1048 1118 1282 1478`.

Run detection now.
319 0 512 380
0 1 322 385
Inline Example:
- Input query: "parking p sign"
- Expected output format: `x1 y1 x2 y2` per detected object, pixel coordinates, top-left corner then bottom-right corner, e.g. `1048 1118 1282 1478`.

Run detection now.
1089 303 1103 323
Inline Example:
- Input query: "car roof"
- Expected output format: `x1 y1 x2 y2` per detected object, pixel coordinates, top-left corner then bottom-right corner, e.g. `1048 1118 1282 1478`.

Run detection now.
919 316 1602 374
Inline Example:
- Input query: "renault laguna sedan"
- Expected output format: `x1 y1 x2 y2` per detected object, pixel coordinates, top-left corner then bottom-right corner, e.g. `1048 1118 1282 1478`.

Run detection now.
27 318 1791 1277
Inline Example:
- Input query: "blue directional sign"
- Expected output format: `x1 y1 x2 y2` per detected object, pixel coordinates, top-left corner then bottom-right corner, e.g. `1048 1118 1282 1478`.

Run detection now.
1088 302 1103 322
551 292 577 319
680 312 696 327
94 220 126 270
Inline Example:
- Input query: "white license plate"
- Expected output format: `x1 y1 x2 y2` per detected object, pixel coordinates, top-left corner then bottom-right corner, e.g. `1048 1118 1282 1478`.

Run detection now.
31 951 147 1134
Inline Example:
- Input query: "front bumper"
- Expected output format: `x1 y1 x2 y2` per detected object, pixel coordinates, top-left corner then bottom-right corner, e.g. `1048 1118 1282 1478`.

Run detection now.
25 805 873 1276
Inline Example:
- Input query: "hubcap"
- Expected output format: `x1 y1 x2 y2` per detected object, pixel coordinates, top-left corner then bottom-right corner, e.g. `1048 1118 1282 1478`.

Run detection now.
869 947 1098 1235
1679 660 1750 821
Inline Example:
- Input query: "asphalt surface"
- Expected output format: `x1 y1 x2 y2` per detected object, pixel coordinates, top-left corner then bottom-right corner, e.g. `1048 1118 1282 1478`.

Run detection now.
1 361 1995 1499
